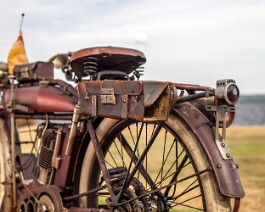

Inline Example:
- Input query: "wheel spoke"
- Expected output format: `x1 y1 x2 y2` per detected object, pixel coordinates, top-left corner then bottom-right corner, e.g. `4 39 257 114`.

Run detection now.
117 132 157 190
164 153 189 196
171 184 200 202
173 202 204 211
84 118 216 211
154 139 176 185
113 138 126 168
181 178 198 196
160 129 168 188
117 122 163 201
106 144 119 168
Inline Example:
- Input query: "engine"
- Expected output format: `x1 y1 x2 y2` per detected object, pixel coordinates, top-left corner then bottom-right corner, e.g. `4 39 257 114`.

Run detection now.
37 126 60 185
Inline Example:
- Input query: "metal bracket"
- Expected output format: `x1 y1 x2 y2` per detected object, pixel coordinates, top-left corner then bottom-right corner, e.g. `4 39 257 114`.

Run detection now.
100 88 116 105
121 94 128 119
65 104 80 155
92 95 97 116
206 105 234 160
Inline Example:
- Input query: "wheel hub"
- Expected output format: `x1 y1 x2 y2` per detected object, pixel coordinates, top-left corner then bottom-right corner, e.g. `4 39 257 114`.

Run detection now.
37 194 55 212
111 177 151 212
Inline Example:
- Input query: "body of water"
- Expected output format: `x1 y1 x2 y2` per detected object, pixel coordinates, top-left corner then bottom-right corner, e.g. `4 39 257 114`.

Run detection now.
233 95 265 126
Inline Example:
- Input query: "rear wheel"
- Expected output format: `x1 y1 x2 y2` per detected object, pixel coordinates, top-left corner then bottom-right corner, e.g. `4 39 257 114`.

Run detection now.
79 115 231 211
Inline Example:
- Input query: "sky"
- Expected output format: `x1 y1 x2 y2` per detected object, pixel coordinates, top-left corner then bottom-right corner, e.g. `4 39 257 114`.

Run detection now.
0 0 265 94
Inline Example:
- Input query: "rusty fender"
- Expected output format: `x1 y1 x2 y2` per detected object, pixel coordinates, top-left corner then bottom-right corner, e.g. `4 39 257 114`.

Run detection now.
173 102 245 198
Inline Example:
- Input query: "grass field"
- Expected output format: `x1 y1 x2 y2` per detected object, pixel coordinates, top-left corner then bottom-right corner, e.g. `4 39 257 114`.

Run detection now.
227 126 265 212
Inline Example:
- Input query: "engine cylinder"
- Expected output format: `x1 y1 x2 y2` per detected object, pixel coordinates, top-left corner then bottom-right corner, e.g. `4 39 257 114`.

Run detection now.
37 129 56 185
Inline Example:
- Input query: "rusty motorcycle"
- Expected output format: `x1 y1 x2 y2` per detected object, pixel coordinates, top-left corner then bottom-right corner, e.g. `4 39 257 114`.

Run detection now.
0 46 244 211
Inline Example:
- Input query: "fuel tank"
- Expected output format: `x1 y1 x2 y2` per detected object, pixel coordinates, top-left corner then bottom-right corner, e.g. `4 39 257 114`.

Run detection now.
4 85 76 113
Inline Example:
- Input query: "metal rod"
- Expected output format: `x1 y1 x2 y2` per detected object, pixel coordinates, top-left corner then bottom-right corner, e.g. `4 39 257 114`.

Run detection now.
165 155 189 196
8 75 16 208
112 168 209 207
175 92 207 104
52 127 63 169
118 133 158 191
87 119 116 200
65 105 80 155
116 122 163 203
13 113 73 120
233 198 241 212
173 83 213 91
19 13 25 31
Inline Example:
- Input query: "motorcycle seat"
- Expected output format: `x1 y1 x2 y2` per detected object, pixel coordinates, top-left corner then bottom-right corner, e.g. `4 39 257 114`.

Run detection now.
70 46 146 81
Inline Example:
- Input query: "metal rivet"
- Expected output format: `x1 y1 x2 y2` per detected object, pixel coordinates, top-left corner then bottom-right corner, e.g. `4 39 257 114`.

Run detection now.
221 143 225 147
217 164 222 169
226 153 231 158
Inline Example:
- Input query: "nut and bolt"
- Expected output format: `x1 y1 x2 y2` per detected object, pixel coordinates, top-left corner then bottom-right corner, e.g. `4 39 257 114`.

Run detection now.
216 164 222 169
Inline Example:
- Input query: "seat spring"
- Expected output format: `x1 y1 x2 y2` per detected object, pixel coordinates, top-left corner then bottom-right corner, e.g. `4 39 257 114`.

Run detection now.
83 56 99 78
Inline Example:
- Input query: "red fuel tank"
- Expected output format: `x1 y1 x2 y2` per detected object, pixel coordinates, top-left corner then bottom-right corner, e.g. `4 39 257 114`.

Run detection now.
4 85 76 113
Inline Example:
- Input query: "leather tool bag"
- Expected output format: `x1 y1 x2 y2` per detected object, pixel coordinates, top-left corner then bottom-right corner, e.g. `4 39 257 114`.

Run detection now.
77 80 177 121
14 62 54 82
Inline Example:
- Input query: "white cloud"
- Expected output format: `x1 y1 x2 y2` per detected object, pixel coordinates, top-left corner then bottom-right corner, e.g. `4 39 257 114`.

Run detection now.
0 0 265 94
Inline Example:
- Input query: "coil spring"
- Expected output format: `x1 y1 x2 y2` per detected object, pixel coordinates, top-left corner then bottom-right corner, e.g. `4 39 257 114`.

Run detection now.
38 130 56 171
83 56 99 79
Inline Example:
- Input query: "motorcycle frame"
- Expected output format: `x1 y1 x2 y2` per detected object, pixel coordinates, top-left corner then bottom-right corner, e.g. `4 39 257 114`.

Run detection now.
0 78 244 211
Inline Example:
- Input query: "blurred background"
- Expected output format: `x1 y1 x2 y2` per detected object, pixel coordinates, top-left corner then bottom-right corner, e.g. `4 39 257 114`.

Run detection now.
0 0 264 211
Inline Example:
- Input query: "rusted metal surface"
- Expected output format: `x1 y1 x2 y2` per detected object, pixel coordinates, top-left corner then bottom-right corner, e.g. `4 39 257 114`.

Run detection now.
174 102 245 198
70 46 146 80
4 85 75 113
14 61 54 81
191 97 236 128
174 82 213 91
17 184 64 211
87 119 116 200
13 113 73 120
233 198 241 212
65 105 81 156
0 43 245 210
225 110 235 127
54 128 74 188
77 80 176 121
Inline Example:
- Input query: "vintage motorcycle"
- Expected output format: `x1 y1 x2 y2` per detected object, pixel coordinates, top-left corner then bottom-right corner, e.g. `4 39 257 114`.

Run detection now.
0 46 244 211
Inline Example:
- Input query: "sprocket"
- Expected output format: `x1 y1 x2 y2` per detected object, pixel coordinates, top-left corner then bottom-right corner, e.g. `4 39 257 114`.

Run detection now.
112 177 151 212
17 185 64 212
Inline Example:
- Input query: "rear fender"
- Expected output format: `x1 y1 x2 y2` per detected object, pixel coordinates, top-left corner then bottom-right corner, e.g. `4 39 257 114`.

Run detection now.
173 102 245 198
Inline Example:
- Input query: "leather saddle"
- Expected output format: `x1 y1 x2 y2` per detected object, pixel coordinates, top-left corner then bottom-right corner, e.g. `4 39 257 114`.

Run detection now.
70 46 146 81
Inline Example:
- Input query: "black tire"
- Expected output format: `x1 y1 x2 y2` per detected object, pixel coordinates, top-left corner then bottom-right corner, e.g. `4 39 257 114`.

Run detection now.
79 115 231 211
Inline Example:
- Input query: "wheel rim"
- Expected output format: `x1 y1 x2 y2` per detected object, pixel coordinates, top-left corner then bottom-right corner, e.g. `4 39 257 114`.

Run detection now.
0 142 6 208
88 120 207 211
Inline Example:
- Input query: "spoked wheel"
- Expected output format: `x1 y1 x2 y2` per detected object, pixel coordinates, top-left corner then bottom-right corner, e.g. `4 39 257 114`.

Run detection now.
79 115 231 211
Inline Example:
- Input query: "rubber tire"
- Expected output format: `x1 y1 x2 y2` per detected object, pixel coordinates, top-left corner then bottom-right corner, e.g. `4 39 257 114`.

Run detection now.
0 119 13 212
79 115 232 211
